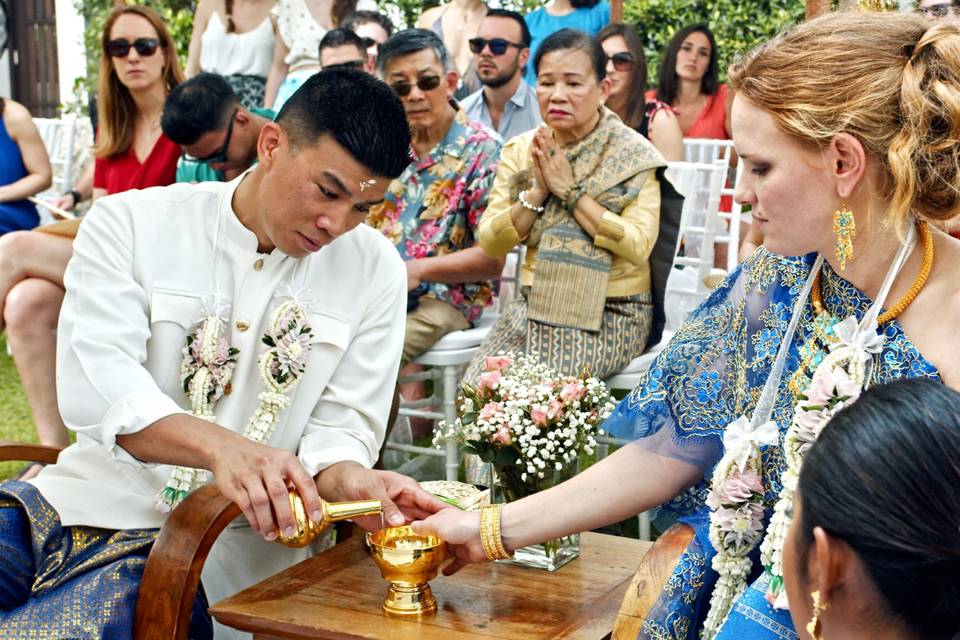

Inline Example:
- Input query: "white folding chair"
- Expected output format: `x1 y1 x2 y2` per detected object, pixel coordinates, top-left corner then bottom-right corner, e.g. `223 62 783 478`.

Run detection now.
33 117 76 194
683 138 743 273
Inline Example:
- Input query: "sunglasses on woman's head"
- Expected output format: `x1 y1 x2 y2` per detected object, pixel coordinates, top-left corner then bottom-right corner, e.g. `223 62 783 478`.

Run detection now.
606 52 635 71
389 75 442 97
468 37 523 56
106 38 160 58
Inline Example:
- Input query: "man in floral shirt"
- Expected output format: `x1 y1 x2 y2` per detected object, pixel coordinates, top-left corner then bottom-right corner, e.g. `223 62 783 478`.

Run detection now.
369 29 505 366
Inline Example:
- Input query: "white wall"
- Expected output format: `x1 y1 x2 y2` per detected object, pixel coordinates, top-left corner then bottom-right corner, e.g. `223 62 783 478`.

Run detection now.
55 0 86 108
0 50 10 97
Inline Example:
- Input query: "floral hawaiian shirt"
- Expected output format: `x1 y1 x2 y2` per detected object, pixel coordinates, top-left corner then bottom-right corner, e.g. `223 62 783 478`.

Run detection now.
366 109 501 323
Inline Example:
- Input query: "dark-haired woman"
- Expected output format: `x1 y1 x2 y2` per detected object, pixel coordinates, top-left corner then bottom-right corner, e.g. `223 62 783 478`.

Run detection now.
186 0 274 109
0 4 184 482
523 0 610 86
598 23 684 161
649 23 731 139
783 379 960 640
466 28 663 381
0 98 51 234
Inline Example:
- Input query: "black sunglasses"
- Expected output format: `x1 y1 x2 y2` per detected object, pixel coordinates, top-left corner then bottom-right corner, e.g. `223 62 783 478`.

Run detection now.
468 37 524 56
106 37 161 58
325 59 365 71
360 36 378 50
606 51 636 71
186 108 238 164
921 1 959 17
389 75 442 97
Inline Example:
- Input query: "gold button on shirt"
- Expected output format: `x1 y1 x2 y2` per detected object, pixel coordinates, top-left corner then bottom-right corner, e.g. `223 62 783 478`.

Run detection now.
236 319 250 332
254 258 264 271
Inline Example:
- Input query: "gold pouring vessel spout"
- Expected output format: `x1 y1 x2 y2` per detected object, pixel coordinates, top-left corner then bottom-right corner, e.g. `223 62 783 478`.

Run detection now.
367 525 447 617
276 490 382 548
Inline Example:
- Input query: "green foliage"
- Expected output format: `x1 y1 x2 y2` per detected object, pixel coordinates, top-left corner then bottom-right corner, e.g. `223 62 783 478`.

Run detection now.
621 0 806 89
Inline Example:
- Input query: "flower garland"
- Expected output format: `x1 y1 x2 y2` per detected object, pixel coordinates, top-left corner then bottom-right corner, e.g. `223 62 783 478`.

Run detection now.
759 316 877 607
155 297 313 512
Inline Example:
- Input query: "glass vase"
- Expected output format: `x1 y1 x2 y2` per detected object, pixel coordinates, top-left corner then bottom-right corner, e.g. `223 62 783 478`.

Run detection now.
492 461 581 572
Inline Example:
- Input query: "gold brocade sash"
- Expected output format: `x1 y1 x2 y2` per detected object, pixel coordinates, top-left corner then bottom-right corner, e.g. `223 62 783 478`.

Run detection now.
513 108 664 331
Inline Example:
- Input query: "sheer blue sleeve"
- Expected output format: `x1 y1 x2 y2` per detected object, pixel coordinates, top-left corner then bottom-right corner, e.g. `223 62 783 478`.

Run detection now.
603 249 812 476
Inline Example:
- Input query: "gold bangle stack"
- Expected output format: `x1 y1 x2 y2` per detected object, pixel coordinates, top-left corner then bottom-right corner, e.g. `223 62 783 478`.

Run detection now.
479 504 512 560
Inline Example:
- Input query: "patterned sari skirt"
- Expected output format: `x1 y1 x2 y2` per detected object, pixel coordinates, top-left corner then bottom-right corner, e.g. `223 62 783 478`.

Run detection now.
464 287 652 383
0 480 212 639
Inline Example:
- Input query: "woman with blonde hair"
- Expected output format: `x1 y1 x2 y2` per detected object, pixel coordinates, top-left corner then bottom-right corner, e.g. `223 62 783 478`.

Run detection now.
0 4 184 481
414 11 960 639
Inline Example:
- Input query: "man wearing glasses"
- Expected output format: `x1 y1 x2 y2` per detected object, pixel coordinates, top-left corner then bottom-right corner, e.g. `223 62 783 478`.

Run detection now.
163 73 276 183
319 28 376 74
919 0 960 23
367 29 504 372
460 9 542 143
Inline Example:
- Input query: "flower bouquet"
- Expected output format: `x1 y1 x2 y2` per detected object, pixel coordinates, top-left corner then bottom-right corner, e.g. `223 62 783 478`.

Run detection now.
434 352 615 570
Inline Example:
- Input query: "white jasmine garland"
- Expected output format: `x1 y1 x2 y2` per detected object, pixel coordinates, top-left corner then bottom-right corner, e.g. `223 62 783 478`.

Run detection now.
156 296 313 512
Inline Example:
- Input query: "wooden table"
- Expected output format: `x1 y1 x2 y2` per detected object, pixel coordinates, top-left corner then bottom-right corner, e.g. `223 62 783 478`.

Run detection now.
210 532 652 639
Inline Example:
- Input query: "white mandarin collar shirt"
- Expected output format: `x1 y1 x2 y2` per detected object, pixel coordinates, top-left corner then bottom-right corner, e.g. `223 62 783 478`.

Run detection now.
32 173 407 533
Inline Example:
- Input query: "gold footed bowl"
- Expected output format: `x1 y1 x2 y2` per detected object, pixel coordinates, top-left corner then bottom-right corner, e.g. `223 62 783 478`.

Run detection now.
367 525 446 617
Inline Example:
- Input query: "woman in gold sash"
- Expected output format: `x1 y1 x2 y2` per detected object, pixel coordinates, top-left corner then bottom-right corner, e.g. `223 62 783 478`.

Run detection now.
466 28 664 381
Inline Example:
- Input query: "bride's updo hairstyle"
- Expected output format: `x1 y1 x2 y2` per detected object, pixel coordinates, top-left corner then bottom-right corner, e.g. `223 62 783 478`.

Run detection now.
729 11 960 231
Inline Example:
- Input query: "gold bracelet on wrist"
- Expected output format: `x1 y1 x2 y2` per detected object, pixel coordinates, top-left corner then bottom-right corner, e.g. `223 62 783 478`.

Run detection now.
479 504 512 561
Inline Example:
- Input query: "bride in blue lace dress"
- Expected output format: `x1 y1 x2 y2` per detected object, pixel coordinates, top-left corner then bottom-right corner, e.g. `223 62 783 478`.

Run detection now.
413 11 960 639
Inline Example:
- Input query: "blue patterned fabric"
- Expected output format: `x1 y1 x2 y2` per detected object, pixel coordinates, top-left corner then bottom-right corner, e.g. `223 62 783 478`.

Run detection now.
603 248 940 639
0 480 212 639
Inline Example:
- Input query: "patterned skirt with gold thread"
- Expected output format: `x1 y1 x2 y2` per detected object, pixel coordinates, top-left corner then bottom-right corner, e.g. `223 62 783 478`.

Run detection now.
0 480 212 639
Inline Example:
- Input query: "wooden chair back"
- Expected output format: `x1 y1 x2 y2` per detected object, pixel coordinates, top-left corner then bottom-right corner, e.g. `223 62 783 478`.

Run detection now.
611 523 695 640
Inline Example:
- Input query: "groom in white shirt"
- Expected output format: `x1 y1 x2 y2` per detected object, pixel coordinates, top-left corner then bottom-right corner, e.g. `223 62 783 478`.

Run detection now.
0 69 446 639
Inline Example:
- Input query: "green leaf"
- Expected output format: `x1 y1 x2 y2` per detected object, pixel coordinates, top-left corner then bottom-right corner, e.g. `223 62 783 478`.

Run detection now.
262 335 275 347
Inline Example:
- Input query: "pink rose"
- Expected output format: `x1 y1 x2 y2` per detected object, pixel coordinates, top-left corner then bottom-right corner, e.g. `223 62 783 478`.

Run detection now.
531 407 548 427
809 366 861 404
560 381 586 402
479 401 500 421
492 427 512 445
547 399 564 421
484 355 513 372
477 370 501 390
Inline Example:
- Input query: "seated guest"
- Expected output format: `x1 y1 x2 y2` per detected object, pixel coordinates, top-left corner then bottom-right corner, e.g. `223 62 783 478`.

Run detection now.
598 23 684 161
0 69 446 638
1 4 184 480
342 10 394 67
0 97 51 234
163 72 276 182
466 29 663 381
185 0 275 110
319 27 375 73
460 9 542 143
366 29 504 367
784 379 960 640
649 23 731 139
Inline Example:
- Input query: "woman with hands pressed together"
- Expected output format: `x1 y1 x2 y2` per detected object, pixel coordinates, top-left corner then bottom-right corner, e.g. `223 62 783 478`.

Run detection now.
463 28 664 383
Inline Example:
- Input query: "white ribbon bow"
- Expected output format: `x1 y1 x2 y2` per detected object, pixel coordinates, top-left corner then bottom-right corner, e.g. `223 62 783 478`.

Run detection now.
723 415 781 473
829 315 885 357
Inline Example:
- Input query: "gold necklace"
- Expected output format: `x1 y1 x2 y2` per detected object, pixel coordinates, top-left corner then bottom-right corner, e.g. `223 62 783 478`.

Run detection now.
811 220 934 325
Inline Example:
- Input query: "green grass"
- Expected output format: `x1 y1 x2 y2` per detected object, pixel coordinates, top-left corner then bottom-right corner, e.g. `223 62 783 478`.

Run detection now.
0 335 41 479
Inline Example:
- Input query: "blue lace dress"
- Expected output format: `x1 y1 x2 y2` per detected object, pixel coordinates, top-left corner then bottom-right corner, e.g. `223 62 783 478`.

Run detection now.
603 248 940 640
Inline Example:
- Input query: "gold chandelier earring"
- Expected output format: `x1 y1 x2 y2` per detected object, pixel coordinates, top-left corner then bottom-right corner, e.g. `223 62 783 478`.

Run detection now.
806 589 830 640
833 204 855 270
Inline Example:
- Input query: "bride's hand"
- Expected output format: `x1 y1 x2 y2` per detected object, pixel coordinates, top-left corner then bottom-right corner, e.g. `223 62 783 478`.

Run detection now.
411 508 489 575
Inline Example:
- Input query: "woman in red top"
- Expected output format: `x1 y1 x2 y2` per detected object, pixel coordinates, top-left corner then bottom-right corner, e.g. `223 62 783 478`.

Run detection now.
647 24 731 140
0 6 184 480
93 5 184 197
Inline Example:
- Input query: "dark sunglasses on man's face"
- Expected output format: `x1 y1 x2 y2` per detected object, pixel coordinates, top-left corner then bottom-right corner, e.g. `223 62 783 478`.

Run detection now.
468 37 523 56
186 108 238 164
922 1 959 17
325 59 365 71
359 36 378 50
606 51 635 71
389 75 442 97
106 37 160 58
